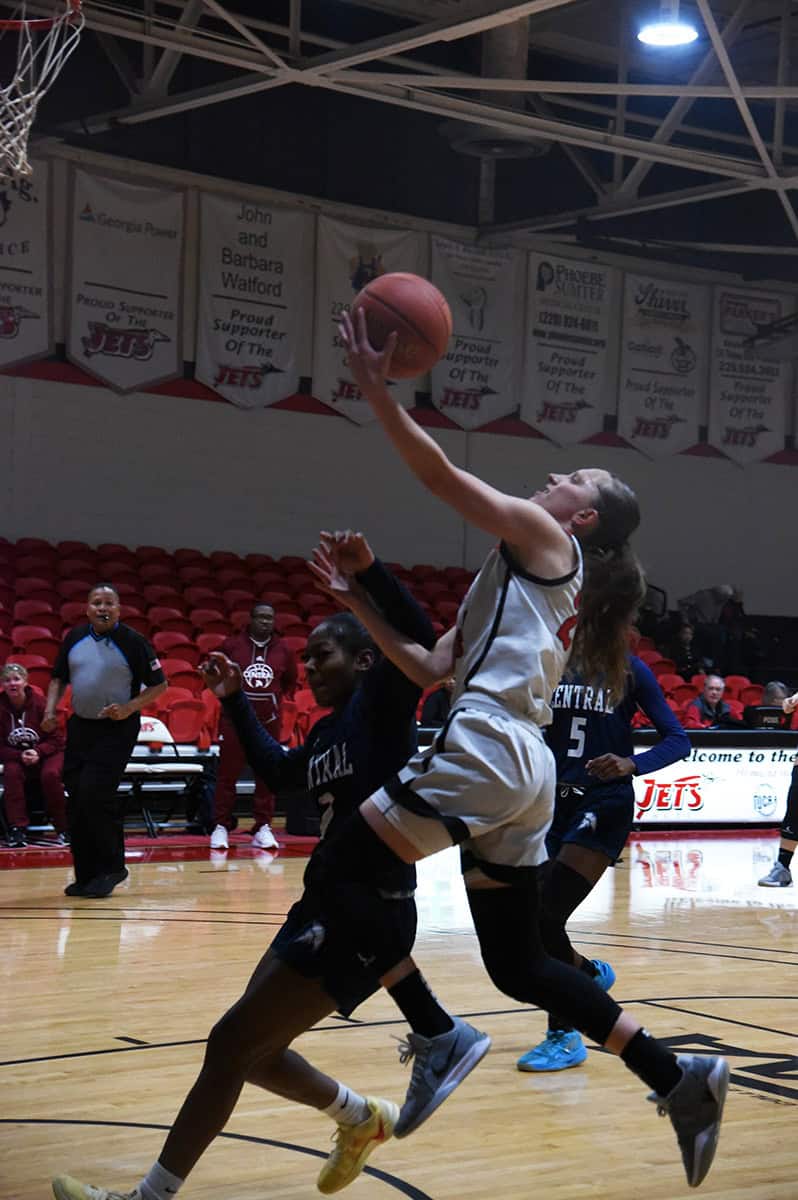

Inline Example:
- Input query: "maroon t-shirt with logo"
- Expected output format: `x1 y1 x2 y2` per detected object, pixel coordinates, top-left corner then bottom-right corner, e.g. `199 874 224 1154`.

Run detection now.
220 632 298 731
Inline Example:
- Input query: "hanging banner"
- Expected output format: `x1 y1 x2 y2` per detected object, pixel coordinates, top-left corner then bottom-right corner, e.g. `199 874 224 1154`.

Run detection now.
708 287 794 464
0 163 52 368
195 193 313 410
68 170 184 392
617 273 709 457
429 237 521 430
313 216 426 424
522 253 615 444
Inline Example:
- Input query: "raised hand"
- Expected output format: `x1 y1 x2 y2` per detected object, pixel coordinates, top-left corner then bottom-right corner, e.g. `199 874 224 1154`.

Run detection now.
199 651 243 700
318 529 375 576
308 540 367 611
338 306 398 397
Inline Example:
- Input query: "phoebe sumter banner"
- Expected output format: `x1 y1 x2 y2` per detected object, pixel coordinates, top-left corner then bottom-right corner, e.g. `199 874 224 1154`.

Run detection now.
0 163 52 370
68 170 184 393
195 193 313 410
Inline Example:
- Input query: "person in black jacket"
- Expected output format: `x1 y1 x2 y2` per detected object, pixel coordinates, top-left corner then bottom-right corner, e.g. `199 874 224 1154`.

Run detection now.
52 534 435 1200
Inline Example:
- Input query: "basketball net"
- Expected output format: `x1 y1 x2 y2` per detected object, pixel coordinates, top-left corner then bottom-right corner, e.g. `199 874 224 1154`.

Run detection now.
0 0 84 182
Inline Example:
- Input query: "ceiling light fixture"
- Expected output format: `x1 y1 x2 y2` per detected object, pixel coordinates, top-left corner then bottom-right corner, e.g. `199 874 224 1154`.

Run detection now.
638 0 699 46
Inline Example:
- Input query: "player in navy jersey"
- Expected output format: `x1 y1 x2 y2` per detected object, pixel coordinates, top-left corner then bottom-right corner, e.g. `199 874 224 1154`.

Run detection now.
53 533 436 1200
518 655 690 1072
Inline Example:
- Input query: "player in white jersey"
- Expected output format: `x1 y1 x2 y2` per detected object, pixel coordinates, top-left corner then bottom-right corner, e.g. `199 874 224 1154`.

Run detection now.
304 308 728 1192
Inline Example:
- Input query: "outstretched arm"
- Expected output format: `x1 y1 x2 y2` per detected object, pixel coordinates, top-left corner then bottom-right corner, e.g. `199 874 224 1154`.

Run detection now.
339 309 572 577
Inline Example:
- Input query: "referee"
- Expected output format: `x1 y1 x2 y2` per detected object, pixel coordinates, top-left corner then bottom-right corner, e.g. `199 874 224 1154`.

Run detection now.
43 584 167 898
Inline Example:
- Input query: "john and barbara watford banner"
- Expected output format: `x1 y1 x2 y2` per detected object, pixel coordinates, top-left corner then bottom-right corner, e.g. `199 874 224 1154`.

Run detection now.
195 193 313 409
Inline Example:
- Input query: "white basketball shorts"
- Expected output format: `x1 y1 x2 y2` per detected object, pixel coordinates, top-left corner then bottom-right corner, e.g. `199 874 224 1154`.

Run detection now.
371 696 555 869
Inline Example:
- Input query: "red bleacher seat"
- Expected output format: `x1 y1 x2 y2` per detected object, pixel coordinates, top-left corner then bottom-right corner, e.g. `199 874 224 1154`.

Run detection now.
0 635 11 662
60 601 87 626
26 665 52 692
13 598 53 622
724 674 751 698
139 561 177 584
160 660 202 694
251 570 285 592
223 588 255 611
96 542 129 558
637 649 660 666
15 537 54 554
278 556 308 571
143 684 193 716
178 565 216 586
11 624 53 649
183 586 220 609
15 577 54 600
57 579 93 600
739 684 763 705
230 609 250 630
649 658 677 677
21 637 60 663
189 608 227 635
209 551 243 570
655 672 686 695
16 553 56 576
57 541 92 556
8 652 49 669
199 687 221 738
436 601 459 625
174 547 206 567
671 684 699 706
297 592 327 614
410 564 438 582
691 674 706 690
153 632 201 667
245 553 275 571
279 698 299 747
143 584 184 608
163 698 208 745
148 606 192 635
216 568 251 590
58 557 96 577
283 635 307 656
196 632 225 656
135 545 171 563
124 615 152 637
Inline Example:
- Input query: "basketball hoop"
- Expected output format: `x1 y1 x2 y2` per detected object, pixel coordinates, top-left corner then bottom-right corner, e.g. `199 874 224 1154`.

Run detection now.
0 0 84 183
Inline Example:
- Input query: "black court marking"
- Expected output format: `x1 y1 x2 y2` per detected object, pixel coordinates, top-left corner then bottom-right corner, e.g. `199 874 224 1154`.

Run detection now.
0 1119 432 1200
0 906 290 916
3 999 794 1070
569 926 798 956
115 1037 149 1046
0 914 285 926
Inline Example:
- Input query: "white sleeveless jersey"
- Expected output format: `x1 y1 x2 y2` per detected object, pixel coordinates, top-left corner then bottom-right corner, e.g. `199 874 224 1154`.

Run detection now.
452 539 583 726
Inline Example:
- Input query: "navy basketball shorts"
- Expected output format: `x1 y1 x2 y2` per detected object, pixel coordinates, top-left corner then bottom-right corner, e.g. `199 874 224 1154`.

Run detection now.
270 889 417 1018
371 697 556 869
546 781 634 863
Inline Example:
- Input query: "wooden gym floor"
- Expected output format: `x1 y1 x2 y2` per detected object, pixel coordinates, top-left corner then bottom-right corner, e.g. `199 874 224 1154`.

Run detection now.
1 831 796 1200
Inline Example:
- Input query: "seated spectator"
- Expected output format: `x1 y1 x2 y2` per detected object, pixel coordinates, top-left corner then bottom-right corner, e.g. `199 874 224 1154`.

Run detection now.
761 681 791 707
665 622 703 679
683 674 738 729
420 677 455 727
0 662 67 847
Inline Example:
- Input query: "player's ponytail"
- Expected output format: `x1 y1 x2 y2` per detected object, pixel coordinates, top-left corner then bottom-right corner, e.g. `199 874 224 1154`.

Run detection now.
570 475 645 699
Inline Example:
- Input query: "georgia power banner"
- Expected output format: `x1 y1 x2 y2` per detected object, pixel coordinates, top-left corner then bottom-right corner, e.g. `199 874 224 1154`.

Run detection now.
429 237 522 430
68 170 184 392
313 216 426 423
522 253 615 445
195 193 313 409
617 273 709 457
708 287 794 464
0 165 52 368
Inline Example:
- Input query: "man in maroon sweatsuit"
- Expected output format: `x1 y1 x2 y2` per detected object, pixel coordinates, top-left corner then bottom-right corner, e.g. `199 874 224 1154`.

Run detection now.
0 662 68 847
209 603 297 850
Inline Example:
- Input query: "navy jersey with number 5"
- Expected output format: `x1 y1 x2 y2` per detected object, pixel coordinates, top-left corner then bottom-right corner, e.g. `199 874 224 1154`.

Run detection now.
546 654 689 786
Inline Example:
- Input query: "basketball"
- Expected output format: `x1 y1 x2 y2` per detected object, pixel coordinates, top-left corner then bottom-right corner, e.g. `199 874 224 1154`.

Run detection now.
351 272 453 380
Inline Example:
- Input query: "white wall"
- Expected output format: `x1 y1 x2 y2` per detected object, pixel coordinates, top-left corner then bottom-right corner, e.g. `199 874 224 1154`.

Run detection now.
3 373 797 614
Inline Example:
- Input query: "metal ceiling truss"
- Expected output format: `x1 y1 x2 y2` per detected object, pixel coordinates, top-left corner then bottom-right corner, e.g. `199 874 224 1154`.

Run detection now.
5 0 798 251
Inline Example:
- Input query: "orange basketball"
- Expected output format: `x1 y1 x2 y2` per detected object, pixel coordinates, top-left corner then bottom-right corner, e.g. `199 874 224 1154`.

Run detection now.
351 272 453 380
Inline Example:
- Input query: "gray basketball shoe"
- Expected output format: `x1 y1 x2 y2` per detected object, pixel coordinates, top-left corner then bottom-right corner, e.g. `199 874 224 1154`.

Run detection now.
758 862 792 887
648 1054 729 1188
393 1016 491 1138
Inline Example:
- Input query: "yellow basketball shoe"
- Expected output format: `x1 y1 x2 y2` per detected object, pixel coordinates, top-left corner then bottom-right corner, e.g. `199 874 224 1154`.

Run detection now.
52 1177 140 1200
317 1097 399 1194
